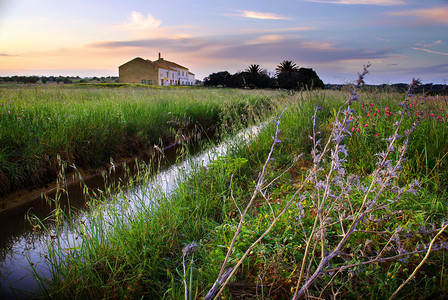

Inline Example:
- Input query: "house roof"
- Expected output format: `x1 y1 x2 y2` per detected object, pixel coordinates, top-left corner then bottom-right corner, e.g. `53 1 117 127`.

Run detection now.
153 61 176 71
119 57 154 68
119 57 193 75
154 58 189 70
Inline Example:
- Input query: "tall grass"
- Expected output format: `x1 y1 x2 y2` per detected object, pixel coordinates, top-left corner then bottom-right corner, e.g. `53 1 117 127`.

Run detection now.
32 84 448 299
0 86 284 196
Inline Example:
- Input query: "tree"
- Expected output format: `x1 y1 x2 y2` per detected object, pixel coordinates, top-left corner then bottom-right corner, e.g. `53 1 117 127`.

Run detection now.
297 68 325 89
276 60 300 89
204 71 231 86
245 64 262 76
242 64 272 89
275 60 299 77
227 72 246 88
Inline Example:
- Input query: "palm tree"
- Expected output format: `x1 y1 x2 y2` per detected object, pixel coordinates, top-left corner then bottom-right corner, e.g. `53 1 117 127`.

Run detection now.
245 64 262 76
275 60 299 77
276 60 300 89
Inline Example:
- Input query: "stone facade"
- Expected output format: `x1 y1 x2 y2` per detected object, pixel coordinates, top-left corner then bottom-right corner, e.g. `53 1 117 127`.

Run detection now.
119 55 195 86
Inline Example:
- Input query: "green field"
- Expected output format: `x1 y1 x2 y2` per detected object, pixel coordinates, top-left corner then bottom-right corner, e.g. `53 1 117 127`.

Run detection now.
26 82 448 299
0 85 283 197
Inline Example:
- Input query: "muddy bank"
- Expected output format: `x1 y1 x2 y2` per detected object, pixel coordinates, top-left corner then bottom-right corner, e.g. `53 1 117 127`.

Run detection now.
0 156 139 217
0 130 206 217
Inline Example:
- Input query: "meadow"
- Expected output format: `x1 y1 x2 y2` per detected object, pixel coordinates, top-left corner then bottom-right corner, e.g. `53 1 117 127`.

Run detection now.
27 77 448 299
0 85 282 197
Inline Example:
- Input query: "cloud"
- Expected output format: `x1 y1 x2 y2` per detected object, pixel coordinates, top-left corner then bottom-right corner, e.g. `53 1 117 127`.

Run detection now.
117 11 161 31
90 37 212 53
207 38 400 66
229 10 290 20
240 27 314 34
388 6 448 25
412 47 448 56
246 35 285 45
0 53 17 57
404 63 448 78
375 37 391 42
305 0 404 5
415 40 442 48
90 32 400 69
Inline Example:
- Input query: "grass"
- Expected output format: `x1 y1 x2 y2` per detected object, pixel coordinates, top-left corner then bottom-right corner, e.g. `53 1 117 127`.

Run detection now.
0 85 285 196
31 86 448 299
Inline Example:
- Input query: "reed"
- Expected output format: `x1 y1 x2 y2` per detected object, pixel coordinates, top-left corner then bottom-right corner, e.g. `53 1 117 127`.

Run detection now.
0 86 282 196
30 82 448 299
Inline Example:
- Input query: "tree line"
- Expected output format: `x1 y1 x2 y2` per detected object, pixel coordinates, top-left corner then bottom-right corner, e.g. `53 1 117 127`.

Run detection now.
0 76 119 84
204 60 325 90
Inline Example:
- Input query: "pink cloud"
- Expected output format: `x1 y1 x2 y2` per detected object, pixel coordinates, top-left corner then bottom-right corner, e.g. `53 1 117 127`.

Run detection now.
412 47 448 56
388 6 448 25
306 0 404 5
230 10 290 20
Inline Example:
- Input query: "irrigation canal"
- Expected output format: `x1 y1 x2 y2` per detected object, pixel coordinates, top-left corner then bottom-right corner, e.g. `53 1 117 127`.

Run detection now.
0 125 261 299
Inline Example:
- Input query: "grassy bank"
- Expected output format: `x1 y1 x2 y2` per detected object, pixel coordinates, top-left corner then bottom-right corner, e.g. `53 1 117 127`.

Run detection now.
0 85 284 196
35 86 448 299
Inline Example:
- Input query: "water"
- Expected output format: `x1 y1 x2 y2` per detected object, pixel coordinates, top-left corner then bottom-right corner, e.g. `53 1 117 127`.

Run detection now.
0 125 262 298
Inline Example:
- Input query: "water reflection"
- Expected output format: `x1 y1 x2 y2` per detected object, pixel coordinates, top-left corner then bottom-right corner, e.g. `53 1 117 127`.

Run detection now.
0 125 261 298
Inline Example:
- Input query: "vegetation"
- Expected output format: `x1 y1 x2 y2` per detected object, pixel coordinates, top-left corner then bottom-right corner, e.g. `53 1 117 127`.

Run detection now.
0 75 119 84
0 86 283 196
31 72 448 299
204 61 324 90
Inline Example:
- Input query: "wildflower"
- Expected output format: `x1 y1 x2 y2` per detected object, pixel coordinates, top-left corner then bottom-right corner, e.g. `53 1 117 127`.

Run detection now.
351 127 355 132
8 110 10 114
376 133 380 137
364 124 369 127
370 103 374 107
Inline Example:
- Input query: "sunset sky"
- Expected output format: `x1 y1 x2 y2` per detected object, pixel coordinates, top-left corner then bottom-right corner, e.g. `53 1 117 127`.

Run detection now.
0 0 446 84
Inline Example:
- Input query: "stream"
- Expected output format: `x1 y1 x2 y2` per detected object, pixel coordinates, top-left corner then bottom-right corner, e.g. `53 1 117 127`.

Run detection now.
0 124 262 299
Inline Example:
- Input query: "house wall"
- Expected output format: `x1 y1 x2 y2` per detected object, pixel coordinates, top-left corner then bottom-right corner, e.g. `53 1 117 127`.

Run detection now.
119 57 195 86
119 58 159 85
177 68 189 85
158 67 174 86
188 73 195 85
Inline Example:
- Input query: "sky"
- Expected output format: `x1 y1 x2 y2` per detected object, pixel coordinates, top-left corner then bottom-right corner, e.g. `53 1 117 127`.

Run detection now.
0 0 447 84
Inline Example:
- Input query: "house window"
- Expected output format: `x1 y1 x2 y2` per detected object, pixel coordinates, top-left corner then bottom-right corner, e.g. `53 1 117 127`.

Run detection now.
141 79 146 84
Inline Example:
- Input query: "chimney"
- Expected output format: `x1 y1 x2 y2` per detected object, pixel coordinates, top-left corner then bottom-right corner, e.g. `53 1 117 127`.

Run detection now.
158 52 161 60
